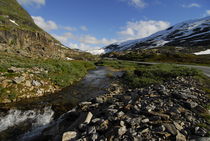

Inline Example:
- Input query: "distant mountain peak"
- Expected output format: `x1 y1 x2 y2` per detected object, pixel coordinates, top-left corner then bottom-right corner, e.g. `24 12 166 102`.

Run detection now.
96 16 210 54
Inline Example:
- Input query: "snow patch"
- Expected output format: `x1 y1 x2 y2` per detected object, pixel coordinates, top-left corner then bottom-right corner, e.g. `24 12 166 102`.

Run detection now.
104 16 210 52
9 19 19 26
66 57 74 61
194 49 210 55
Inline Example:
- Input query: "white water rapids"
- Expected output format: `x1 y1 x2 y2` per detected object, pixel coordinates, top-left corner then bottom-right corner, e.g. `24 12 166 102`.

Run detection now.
0 106 54 132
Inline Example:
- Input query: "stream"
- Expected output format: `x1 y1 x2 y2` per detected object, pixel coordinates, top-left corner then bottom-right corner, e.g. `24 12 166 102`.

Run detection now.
0 66 121 141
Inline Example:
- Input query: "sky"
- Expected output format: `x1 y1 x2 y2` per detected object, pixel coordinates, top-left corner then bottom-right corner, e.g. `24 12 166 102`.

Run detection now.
17 0 210 51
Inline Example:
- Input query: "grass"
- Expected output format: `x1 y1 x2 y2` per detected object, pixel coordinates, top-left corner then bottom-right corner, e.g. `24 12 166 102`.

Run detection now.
98 60 203 88
97 60 203 88
103 46 210 66
0 52 96 87
121 64 202 88
0 0 41 31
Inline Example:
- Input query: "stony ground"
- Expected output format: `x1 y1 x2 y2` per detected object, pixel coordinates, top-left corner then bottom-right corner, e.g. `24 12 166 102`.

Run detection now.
40 76 210 141
0 66 58 103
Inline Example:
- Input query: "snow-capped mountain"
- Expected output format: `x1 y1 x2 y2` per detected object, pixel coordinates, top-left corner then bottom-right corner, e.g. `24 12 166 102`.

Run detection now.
102 16 210 54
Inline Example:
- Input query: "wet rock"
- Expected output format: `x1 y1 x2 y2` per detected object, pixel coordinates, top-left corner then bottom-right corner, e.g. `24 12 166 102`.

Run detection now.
142 118 149 123
195 105 208 113
185 101 198 109
62 131 77 141
155 125 166 132
95 97 104 103
164 123 178 135
84 112 93 124
173 122 183 131
190 137 210 141
87 126 96 134
173 92 197 99
195 127 207 137
98 120 109 131
79 102 92 106
176 132 186 141
148 111 170 120
90 133 98 141
118 125 127 136
117 111 125 118
140 128 149 134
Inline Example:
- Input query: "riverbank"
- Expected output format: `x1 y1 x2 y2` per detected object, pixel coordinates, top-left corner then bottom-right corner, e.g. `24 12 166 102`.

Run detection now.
0 52 96 103
0 66 121 140
35 76 210 141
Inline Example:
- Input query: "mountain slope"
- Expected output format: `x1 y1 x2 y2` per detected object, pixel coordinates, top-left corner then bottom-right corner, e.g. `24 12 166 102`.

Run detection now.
103 16 210 53
0 0 91 59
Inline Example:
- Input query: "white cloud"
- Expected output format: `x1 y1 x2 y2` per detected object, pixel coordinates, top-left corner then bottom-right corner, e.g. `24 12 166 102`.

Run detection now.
78 35 117 45
118 20 170 40
53 33 116 46
119 0 146 8
182 3 201 8
52 32 117 51
17 0 45 6
32 16 58 31
53 33 75 43
63 26 77 31
130 0 146 8
70 43 100 51
80 26 88 31
206 10 210 16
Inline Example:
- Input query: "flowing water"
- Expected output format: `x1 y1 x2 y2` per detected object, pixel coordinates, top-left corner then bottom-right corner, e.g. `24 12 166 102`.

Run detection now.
0 67 120 140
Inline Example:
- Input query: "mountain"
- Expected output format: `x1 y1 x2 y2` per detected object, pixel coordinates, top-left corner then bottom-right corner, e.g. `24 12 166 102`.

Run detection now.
0 0 90 59
101 16 210 54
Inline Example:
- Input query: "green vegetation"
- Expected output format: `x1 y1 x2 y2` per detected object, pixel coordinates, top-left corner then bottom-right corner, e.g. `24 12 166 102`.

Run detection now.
0 0 40 31
96 60 139 70
103 46 210 66
39 59 96 87
121 64 201 88
0 52 96 87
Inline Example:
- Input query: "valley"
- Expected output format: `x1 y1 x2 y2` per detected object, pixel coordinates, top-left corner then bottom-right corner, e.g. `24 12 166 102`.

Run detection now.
0 0 210 141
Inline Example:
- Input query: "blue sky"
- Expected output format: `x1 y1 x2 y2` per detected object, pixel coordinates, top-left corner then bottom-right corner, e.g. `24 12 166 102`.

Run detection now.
18 0 210 51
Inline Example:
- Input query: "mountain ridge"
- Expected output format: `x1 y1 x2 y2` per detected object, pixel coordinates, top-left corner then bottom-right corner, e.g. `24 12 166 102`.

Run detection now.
98 16 210 54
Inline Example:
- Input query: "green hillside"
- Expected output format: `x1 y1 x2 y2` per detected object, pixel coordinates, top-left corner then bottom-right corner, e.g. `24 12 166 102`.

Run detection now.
0 0 41 31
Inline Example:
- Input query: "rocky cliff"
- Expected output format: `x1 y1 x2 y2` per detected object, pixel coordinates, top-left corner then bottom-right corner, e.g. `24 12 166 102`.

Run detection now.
0 0 85 59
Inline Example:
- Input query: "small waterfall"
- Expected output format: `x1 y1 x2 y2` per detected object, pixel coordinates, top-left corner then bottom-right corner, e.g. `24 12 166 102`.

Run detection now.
0 106 54 132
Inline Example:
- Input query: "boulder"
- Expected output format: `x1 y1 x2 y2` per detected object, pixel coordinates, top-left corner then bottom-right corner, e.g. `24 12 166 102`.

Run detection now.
62 131 77 141
25 80 32 87
84 112 93 124
176 132 186 141
164 123 178 135
32 80 41 86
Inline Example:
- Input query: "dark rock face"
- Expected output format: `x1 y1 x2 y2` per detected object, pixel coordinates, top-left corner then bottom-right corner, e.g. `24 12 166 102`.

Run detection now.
37 77 209 141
